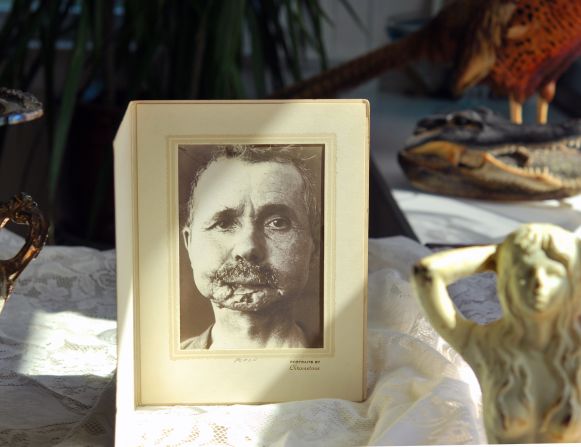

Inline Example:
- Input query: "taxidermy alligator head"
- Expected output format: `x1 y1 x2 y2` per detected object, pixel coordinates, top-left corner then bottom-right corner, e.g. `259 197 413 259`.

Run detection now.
398 108 581 200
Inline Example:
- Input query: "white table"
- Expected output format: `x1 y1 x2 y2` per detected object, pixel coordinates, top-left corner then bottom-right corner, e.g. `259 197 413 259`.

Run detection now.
3 86 578 446
0 228 500 446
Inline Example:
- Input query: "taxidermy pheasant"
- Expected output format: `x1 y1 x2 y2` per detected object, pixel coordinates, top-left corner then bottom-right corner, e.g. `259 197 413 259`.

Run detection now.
275 0 581 124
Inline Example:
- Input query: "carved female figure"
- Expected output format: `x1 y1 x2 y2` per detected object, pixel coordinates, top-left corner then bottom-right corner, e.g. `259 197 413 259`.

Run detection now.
412 223 581 443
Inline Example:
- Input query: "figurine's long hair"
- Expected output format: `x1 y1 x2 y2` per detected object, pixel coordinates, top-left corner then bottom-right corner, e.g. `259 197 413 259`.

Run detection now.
472 224 581 440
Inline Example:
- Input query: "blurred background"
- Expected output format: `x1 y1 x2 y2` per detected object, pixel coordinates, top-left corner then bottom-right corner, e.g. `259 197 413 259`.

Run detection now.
0 0 578 249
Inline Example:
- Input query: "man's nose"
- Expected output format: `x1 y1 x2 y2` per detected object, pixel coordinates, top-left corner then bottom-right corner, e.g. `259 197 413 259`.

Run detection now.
232 224 265 264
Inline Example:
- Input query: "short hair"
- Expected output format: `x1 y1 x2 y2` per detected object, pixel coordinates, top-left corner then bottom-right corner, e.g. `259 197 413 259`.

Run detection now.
184 145 321 244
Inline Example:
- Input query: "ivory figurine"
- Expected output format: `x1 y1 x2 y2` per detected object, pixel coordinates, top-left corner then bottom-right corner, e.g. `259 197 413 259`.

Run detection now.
412 223 581 443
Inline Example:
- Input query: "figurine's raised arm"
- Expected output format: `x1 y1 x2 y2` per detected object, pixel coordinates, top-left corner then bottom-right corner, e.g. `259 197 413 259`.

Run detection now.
411 245 497 353
412 225 581 443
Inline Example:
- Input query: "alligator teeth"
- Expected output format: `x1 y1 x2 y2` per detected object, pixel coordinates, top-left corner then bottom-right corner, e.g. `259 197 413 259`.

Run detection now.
526 166 552 177
560 137 581 150
560 177 581 190
563 178 579 188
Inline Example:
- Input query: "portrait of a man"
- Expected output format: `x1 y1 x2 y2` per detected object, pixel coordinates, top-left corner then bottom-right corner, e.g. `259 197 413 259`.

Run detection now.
178 144 324 350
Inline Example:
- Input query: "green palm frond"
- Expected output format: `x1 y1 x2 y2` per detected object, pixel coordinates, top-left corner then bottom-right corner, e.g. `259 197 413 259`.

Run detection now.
0 0 362 245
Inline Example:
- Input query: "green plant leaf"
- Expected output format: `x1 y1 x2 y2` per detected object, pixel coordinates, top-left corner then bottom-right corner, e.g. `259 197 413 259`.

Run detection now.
0 0 357 245
337 0 366 33
245 3 266 97
47 0 90 208
304 0 328 71
284 0 304 77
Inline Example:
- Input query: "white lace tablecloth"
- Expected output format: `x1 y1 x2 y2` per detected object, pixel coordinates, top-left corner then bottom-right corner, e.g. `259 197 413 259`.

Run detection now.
0 230 502 446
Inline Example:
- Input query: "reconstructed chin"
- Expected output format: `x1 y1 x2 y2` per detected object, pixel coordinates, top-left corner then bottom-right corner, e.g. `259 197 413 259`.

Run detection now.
210 284 285 312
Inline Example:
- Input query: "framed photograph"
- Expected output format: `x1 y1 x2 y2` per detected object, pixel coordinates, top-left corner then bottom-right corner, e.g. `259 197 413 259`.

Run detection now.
114 100 369 414
177 143 325 351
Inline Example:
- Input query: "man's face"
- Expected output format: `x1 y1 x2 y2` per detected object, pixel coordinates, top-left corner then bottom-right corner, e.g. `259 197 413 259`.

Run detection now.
183 158 315 312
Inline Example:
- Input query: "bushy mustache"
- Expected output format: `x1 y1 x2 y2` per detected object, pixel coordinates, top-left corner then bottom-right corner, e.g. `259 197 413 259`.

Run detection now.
213 258 279 288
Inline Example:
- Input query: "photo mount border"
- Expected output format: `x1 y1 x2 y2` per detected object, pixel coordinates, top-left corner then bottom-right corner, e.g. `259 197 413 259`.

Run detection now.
167 135 337 359
114 100 369 411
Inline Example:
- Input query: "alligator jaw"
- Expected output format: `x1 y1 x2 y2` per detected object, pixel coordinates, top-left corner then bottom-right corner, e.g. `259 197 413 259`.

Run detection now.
398 141 581 201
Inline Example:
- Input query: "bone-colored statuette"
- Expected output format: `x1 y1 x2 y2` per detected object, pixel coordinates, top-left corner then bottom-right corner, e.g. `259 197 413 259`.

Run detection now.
412 223 581 443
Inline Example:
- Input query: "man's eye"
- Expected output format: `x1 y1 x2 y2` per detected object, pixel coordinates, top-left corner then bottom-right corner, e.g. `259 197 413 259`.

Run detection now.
265 217 291 231
209 218 237 231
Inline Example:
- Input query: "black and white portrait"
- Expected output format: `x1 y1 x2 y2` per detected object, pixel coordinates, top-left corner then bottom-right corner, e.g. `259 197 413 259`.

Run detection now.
178 144 324 350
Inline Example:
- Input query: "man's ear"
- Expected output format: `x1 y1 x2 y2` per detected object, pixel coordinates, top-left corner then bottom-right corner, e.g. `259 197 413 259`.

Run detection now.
308 238 319 268
182 227 191 249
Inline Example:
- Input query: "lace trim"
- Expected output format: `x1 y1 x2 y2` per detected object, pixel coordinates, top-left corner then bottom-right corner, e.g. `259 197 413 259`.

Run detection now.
0 232 495 445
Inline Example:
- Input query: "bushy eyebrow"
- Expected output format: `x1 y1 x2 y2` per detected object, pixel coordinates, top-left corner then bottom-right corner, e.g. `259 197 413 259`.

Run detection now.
199 204 305 228
202 207 240 228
